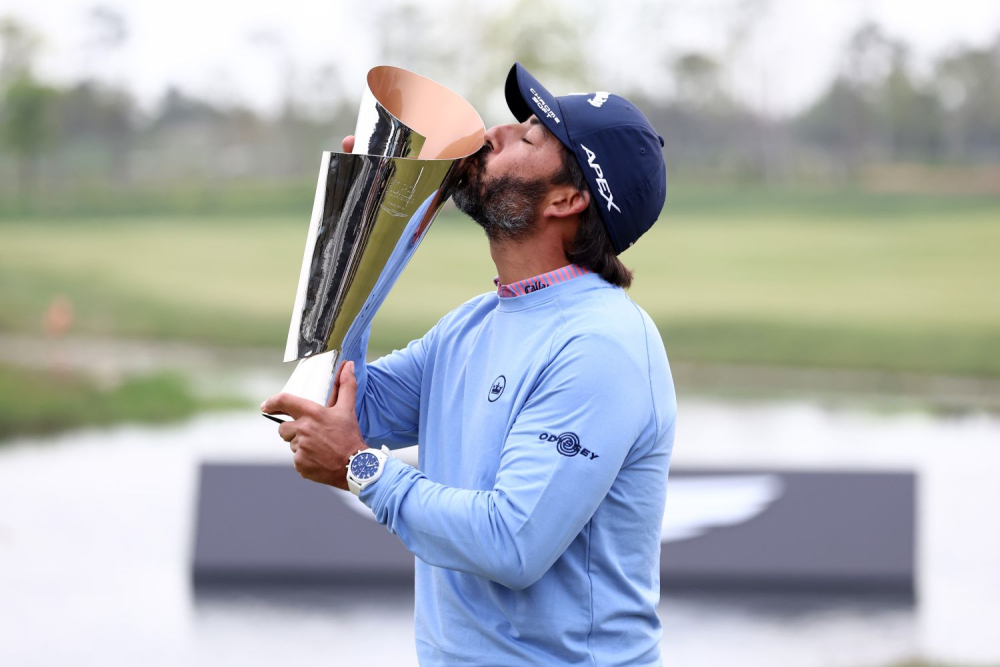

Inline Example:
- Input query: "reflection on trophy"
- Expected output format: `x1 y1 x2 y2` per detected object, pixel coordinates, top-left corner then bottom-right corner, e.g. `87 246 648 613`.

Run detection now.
270 66 485 410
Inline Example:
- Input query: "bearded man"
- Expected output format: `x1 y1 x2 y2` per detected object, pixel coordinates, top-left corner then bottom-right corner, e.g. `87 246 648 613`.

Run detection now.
262 62 676 666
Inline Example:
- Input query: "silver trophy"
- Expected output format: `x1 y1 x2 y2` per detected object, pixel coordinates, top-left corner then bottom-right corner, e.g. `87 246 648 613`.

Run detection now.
270 66 485 411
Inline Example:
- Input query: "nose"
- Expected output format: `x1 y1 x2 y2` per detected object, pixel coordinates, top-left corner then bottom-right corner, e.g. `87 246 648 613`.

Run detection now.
483 125 501 152
483 123 518 153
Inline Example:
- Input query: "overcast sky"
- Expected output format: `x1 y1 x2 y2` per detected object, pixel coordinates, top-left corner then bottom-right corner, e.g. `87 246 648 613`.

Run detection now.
2 0 999 120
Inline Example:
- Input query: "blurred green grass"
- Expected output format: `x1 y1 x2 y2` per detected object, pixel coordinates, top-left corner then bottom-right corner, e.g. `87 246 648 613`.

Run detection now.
2 192 998 377
0 364 245 439
4 180 998 220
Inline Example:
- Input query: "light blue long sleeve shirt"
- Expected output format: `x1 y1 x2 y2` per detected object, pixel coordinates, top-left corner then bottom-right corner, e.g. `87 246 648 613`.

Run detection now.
347 272 676 666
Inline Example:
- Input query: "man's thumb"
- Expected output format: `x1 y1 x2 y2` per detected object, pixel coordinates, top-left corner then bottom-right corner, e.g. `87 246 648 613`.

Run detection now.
334 361 358 409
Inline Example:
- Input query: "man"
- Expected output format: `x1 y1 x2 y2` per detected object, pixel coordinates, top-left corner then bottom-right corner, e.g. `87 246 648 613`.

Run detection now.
262 63 676 666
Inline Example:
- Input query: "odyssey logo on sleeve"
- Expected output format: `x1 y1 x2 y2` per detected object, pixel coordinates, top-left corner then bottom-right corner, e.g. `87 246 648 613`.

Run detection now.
539 432 599 460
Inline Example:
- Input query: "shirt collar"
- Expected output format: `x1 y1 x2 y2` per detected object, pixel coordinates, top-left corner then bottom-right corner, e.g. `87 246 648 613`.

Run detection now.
493 264 593 298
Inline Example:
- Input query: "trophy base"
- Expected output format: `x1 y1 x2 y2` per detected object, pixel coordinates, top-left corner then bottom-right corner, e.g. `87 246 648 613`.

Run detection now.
266 349 342 417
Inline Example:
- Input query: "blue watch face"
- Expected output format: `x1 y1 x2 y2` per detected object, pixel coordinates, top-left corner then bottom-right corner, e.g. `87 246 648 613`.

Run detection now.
350 451 381 481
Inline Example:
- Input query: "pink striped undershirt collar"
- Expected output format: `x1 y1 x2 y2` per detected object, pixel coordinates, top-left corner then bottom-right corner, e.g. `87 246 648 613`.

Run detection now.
493 264 592 298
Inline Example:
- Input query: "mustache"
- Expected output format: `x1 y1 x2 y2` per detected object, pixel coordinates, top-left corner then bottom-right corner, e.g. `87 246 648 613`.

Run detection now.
458 142 491 181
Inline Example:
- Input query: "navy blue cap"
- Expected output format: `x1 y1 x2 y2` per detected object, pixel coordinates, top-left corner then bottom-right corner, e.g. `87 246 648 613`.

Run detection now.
504 62 667 254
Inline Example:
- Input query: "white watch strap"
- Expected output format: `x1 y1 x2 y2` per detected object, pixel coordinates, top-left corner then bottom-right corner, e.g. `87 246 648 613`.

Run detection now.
347 446 392 496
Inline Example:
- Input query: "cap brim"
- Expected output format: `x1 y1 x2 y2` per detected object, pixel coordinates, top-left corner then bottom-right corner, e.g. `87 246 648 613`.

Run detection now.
504 63 571 148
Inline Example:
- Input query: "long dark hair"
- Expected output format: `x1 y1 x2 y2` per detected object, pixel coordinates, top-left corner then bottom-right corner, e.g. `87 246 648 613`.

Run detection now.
551 144 634 289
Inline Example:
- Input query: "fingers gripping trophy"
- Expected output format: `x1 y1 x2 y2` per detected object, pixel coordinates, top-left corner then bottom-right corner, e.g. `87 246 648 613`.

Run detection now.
262 67 485 419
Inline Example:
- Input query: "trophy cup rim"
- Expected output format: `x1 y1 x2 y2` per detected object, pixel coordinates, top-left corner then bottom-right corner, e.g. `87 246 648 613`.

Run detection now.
366 65 485 160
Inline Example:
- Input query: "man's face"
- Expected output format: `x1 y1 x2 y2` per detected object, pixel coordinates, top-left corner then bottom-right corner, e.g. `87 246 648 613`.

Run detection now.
453 117 566 243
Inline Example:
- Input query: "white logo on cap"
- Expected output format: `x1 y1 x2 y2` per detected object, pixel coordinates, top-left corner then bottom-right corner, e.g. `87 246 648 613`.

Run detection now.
580 144 621 214
588 92 610 108
529 87 561 124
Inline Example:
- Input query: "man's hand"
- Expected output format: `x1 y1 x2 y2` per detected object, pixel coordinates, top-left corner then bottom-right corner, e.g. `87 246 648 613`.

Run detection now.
260 361 366 490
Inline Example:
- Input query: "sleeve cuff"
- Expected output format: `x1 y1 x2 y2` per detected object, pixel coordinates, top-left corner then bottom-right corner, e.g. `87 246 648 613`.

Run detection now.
358 456 408 515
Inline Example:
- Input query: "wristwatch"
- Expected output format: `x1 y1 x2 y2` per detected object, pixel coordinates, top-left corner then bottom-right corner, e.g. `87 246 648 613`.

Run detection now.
346 445 393 496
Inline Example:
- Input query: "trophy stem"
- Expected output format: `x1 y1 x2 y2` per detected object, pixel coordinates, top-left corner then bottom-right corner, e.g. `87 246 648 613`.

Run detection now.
279 349 342 407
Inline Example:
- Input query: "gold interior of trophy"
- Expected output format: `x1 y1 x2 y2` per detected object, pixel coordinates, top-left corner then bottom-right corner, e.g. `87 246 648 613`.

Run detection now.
367 66 485 159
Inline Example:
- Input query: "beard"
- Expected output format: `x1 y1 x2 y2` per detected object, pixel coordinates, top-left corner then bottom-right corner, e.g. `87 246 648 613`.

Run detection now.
452 146 549 243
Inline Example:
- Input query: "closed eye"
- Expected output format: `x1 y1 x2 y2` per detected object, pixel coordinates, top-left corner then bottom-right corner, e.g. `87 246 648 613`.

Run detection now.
521 138 532 145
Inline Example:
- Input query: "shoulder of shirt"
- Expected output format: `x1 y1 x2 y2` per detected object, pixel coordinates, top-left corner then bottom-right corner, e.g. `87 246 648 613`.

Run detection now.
553 280 647 334
425 290 498 334
549 285 673 428
452 290 498 315
546 281 666 364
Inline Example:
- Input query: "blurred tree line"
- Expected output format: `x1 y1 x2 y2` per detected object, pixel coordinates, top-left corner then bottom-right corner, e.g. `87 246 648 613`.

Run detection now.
1 5 999 215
